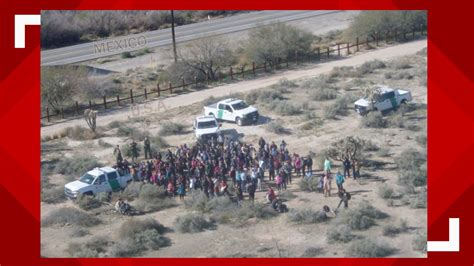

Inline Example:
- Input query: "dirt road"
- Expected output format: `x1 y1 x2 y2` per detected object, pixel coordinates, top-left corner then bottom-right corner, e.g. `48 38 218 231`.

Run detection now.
41 39 427 138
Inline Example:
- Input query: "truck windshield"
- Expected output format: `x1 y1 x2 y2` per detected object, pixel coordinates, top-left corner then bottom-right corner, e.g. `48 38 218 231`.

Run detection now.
79 173 96 184
232 101 248 110
197 121 217 129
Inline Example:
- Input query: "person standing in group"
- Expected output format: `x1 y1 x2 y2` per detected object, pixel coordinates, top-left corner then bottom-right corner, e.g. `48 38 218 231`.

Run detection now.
335 170 345 193
323 173 331 197
144 136 151 159
130 140 139 162
113 145 123 164
324 157 332 175
343 157 351 179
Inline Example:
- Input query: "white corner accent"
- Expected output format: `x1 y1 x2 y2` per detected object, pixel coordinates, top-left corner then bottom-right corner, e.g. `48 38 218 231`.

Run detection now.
14 14 41 48
427 218 460 252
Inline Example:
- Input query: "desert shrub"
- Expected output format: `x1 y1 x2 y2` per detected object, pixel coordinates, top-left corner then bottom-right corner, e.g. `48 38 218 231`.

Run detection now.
185 191 275 224
335 201 387 230
415 134 427 147
115 218 169 256
388 113 406 128
301 247 323 257
62 125 99 140
359 60 386 72
54 154 101 177
276 78 297 89
299 176 320 192
77 192 109 210
412 231 427 253
158 122 187 136
278 190 297 200
323 94 355 119
150 135 169 152
361 111 386 128
327 224 355 243
133 183 176 212
121 51 134 59
41 184 66 204
287 208 327 224
70 228 90 237
310 87 338 101
174 213 215 233
391 58 412 69
268 100 302 116
121 181 143 200
395 149 426 187
265 121 289 135
107 120 126 130
299 119 323 131
66 237 110 258
410 191 427 209
42 207 101 227
362 139 379 151
301 76 337 89
97 139 112 148
383 219 408 237
116 125 147 140
378 184 395 199
346 238 394 257
245 89 283 105
376 148 390 157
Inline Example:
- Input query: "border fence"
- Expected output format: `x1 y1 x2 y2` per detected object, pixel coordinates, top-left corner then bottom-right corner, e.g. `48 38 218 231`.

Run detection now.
41 25 426 123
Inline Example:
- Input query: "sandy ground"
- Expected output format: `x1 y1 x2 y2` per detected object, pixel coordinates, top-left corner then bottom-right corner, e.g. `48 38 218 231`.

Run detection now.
41 42 427 257
42 39 427 139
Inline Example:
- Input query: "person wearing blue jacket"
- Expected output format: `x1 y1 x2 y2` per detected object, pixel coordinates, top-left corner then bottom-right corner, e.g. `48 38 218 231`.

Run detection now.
335 170 345 193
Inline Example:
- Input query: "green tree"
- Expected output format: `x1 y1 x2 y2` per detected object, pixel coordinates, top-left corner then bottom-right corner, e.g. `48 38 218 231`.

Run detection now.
245 23 314 67
344 11 427 41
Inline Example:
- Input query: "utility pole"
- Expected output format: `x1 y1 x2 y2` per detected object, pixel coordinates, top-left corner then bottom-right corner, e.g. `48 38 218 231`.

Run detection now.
171 10 178 63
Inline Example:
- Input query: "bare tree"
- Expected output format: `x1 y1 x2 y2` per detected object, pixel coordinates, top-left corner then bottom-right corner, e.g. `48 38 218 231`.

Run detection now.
177 36 235 81
84 109 98 132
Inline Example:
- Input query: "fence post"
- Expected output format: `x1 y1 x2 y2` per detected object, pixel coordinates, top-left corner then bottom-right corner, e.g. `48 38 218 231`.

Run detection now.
337 43 340 56
420 24 424 36
366 36 370 48
252 62 256 75
242 66 245 79
194 76 198 87
412 29 415 39
219 73 222 83
157 84 161 97
317 47 320 60
356 37 359 51
207 74 210 86
346 43 350 55
182 78 185 89
327 47 330 58
89 100 92 109
75 101 79 115
286 58 289 67
230 67 233 80
103 95 107 109
376 32 379 46
385 31 389 44
263 62 267 72
117 95 120 106
169 82 173 94
130 89 134 104
295 51 298 65
144 88 148 100
46 107 50 122
61 108 65 119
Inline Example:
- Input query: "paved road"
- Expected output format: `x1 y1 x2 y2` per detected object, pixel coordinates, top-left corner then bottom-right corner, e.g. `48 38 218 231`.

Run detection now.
41 10 344 66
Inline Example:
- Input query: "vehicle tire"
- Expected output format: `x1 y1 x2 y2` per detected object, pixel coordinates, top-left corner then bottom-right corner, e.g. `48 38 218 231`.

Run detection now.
208 112 215 117
83 191 93 196
236 117 243 126
401 99 407 105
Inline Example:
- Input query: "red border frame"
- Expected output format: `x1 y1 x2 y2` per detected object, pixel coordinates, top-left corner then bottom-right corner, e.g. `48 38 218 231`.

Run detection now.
1 0 473 265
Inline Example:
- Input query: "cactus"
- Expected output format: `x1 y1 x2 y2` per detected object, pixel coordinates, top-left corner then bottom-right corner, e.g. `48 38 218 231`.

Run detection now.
84 109 98 132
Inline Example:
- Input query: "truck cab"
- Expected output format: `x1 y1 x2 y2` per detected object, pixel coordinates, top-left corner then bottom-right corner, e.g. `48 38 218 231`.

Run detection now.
64 167 132 198
354 86 412 115
204 98 259 126
193 115 220 141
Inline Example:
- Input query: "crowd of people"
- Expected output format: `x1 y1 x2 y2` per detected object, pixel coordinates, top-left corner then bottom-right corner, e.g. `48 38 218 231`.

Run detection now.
112 135 355 212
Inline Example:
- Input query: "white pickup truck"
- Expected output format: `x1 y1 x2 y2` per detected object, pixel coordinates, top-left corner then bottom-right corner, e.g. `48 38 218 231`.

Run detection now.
204 98 259 126
64 167 132 198
354 86 412 115
193 115 221 142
